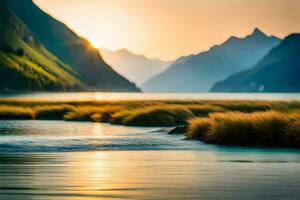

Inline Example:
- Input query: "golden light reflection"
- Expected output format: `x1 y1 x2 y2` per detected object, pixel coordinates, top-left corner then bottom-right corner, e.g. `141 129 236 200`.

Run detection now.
94 93 103 100
58 151 216 199
92 123 104 135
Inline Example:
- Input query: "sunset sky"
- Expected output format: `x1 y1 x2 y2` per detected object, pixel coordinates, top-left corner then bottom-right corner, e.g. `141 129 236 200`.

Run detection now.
33 0 300 61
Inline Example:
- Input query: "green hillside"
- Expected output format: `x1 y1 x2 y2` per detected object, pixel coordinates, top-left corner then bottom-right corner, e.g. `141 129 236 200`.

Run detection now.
0 0 139 92
4 0 139 92
0 1 82 91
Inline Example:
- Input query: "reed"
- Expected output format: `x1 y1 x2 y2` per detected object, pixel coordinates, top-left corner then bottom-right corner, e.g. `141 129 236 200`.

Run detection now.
122 105 194 126
187 111 300 147
35 105 75 120
0 105 35 119
186 105 224 117
0 100 299 128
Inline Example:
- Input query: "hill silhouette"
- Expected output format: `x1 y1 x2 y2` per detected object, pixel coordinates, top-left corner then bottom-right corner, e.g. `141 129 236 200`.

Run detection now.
0 0 139 92
142 28 280 92
211 34 300 92
100 48 171 85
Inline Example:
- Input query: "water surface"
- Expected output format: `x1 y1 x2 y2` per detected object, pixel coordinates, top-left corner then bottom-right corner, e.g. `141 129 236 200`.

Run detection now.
0 120 300 199
0 92 299 101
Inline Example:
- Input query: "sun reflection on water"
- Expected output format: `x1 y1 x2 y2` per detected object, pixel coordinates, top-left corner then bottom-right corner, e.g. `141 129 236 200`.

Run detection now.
92 123 104 135
94 93 103 100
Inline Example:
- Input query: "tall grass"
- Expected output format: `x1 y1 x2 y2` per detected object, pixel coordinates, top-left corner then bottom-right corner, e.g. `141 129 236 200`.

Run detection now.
0 105 34 119
187 111 300 147
0 100 299 128
111 110 136 124
35 105 75 120
187 118 214 139
186 105 224 117
122 105 194 126
0 100 299 147
284 122 300 148
214 102 271 113
63 105 122 122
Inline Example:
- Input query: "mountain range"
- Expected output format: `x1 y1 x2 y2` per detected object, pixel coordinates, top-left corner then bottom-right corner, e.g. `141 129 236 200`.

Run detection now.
100 48 172 85
141 29 281 92
211 34 300 92
0 0 298 93
0 0 139 92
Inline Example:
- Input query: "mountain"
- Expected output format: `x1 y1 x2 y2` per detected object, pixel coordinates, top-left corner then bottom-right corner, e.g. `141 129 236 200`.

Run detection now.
100 48 172 85
211 34 300 93
0 0 82 91
141 28 280 92
0 0 139 92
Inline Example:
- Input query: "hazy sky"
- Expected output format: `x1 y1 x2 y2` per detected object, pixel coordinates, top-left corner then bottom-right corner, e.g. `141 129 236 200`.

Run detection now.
34 0 300 61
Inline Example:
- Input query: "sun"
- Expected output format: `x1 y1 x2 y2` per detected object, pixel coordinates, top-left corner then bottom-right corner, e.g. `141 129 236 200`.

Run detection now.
88 38 102 49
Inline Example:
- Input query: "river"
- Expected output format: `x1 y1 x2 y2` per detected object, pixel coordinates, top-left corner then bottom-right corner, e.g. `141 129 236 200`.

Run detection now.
0 120 299 199
0 92 299 101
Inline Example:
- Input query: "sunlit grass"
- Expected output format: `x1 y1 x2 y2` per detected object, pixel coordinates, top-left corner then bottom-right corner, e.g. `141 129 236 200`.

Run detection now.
186 104 224 117
35 105 75 120
0 99 299 147
63 105 123 122
0 100 299 127
187 111 300 147
121 105 194 127
213 102 271 113
186 118 214 139
0 105 35 119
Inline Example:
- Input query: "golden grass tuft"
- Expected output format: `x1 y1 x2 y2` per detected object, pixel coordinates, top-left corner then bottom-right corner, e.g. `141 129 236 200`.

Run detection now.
186 105 224 117
187 118 214 139
0 99 299 128
214 102 271 113
0 100 299 147
0 105 35 119
34 105 75 120
122 105 194 127
187 111 300 147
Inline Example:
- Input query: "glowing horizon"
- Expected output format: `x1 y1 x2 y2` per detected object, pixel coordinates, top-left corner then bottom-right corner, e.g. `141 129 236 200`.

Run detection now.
34 0 300 61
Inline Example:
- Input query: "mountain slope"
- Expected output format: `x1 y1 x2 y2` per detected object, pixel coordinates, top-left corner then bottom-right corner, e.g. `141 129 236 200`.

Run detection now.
0 1 82 91
141 29 280 92
3 0 139 92
211 34 300 92
100 48 172 85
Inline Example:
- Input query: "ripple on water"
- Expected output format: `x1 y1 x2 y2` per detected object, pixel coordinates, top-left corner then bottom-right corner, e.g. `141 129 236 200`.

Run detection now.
0 120 300 199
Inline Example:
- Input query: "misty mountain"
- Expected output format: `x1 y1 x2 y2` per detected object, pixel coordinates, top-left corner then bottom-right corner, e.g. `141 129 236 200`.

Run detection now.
0 0 139 92
141 28 280 92
100 48 172 85
211 34 300 92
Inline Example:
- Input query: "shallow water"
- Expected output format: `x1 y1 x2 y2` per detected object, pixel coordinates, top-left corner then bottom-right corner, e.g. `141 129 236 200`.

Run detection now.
0 120 204 152
0 120 300 199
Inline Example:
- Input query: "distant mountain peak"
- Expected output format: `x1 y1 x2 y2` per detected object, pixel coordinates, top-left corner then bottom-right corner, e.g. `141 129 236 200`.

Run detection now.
142 28 281 92
251 28 267 37
225 36 241 44
100 48 172 85
117 48 130 53
211 33 300 93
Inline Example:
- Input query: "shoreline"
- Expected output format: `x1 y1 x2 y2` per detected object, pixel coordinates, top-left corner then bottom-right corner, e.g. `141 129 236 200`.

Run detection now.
0 99 299 148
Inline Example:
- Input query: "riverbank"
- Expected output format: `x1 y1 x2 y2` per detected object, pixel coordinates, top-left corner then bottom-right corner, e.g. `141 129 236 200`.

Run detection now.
0 99 299 148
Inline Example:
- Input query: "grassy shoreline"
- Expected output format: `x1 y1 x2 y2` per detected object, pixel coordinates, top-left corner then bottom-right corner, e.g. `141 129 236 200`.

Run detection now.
0 99 299 148
186 111 300 148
